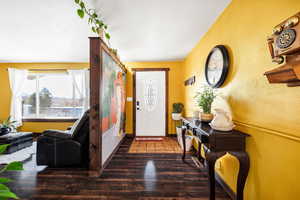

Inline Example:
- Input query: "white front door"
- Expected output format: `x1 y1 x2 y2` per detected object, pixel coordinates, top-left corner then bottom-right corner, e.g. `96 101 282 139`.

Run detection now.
135 71 166 136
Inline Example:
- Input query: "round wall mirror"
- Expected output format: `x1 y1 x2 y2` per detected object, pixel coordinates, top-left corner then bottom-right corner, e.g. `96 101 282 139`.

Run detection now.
205 45 230 88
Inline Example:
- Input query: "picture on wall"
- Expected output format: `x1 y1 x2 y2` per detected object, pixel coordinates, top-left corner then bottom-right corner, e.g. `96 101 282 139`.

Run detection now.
101 50 126 136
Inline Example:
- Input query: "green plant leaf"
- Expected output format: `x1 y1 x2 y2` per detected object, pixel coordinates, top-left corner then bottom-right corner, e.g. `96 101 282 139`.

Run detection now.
80 2 85 8
92 27 96 33
77 9 84 18
0 184 18 199
0 189 18 199
0 184 9 191
74 0 80 4
92 13 97 18
0 145 9 154
0 178 12 184
104 25 108 29
105 33 110 40
96 19 103 26
5 162 23 171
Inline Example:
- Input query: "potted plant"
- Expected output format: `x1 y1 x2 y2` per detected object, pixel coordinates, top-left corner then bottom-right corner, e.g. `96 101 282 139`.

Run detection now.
172 103 184 121
194 86 216 122
75 0 120 58
0 117 17 136
75 0 110 40
0 144 23 199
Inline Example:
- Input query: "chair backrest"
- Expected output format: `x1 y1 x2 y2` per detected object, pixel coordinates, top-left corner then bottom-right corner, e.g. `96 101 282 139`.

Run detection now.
71 109 90 144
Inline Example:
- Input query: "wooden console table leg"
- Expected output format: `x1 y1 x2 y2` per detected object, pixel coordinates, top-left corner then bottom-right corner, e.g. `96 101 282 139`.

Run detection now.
181 127 186 160
230 151 250 200
206 152 218 200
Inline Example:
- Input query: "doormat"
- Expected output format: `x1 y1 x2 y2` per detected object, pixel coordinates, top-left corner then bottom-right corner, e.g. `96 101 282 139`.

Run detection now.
129 137 182 153
135 137 164 141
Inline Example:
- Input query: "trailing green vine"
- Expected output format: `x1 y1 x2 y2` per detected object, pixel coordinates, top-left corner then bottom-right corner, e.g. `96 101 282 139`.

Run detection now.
74 0 111 40
0 145 23 200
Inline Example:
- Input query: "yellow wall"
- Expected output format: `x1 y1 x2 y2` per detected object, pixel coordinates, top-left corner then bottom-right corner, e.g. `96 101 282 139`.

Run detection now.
183 0 300 199
0 61 184 134
2 2 300 197
124 61 184 134
0 63 88 133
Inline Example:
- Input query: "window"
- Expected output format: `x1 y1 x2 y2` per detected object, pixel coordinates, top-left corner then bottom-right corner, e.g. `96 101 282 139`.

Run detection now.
21 73 84 120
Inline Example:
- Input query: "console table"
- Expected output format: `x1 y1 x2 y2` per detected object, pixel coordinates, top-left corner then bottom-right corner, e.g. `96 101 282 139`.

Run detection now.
181 117 250 200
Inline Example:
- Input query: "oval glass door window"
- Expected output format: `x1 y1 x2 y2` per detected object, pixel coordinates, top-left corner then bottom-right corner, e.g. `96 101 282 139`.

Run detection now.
144 79 158 112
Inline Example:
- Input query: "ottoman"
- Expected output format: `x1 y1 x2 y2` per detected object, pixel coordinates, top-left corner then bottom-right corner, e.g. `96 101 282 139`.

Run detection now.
0 132 33 154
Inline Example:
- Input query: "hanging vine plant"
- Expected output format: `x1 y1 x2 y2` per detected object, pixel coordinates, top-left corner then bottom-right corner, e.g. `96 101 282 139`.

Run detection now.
74 0 110 40
74 0 119 57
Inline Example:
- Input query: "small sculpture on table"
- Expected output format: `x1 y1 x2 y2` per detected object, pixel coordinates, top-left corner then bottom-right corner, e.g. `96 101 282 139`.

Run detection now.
209 108 235 131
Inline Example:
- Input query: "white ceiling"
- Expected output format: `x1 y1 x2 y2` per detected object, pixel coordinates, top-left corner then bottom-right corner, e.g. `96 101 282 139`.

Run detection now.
0 0 231 63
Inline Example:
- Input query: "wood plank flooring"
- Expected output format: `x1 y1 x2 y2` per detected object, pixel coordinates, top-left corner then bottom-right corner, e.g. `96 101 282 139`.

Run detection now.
129 137 182 153
2 137 230 200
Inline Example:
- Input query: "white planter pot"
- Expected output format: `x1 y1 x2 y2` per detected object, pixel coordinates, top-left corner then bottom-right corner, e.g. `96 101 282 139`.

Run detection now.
176 127 193 151
172 113 182 121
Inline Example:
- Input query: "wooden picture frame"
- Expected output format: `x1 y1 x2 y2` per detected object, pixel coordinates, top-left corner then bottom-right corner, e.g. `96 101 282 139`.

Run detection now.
89 37 127 177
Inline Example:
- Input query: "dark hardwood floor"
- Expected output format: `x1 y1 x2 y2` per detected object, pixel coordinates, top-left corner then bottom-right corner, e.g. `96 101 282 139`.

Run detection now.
3 138 230 200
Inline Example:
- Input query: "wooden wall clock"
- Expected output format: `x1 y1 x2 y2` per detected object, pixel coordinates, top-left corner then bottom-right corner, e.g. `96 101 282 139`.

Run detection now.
205 45 230 88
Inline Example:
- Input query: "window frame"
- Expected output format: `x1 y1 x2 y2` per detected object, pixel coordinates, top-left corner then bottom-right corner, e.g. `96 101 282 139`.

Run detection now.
22 72 82 122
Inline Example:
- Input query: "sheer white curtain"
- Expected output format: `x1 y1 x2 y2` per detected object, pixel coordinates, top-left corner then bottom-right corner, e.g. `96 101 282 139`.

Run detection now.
8 68 28 127
68 69 90 111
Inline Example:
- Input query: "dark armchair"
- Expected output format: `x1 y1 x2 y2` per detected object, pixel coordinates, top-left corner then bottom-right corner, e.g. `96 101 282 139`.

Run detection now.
36 110 90 167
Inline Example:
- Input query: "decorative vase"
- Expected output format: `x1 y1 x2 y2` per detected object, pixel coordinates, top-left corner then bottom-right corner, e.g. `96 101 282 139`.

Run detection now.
193 111 200 118
200 113 214 122
209 109 235 131
172 113 182 121
0 127 11 136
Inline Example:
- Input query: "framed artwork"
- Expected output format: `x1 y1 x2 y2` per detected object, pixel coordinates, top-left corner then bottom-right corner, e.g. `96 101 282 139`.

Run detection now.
101 50 126 136
205 45 229 88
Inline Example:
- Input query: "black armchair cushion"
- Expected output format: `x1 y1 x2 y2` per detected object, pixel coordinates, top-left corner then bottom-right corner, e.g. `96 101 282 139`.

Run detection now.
36 109 90 167
37 136 81 166
43 130 72 140
71 110 89 142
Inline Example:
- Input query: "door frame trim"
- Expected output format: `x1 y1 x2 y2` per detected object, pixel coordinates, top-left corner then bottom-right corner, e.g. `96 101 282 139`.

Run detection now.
132 68 170 137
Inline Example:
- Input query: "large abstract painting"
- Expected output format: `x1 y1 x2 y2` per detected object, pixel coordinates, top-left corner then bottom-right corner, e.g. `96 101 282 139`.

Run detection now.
101 50 126 163
101 51 126 135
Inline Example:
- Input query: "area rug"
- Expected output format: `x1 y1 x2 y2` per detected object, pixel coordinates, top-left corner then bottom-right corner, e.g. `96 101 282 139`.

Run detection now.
129 137 182 153
0 143 35 164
